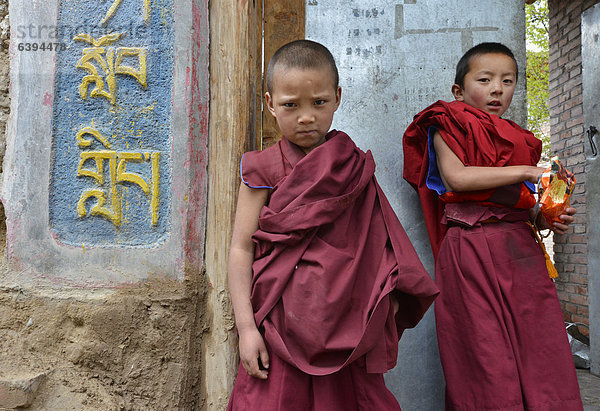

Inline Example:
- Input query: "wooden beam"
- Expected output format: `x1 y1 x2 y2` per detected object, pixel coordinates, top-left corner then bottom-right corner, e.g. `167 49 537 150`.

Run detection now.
204 0 261 408
261 0 306 149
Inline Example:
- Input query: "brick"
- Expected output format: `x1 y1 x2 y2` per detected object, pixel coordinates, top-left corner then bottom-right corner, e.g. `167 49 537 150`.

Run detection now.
575 265 588 274
549 87 563 100
566 153 585 166
566 118 583 130
569 294 588 305
565 284 577 293
558 37 569 49
563 96 582 110
570 274 589 285
571 315 589 325
552 140 566 151
574 244 588 254
565 1 582 16
557 290 569 301
571 124 584 136
563 75 582 90
572 144 584 154
571 105 583 117
572 165 585 174
564 302 577 313
577 305 589 316
569 254 587 264
560 111 571 122
573 225 586 234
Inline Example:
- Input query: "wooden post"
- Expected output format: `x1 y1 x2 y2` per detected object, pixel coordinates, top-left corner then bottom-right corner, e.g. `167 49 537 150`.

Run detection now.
204 0 261 408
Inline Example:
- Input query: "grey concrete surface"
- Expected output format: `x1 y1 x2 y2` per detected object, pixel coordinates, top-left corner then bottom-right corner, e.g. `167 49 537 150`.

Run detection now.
582 3 600 376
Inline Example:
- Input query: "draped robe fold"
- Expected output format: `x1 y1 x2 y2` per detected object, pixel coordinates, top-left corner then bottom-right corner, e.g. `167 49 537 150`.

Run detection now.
243 130 439 376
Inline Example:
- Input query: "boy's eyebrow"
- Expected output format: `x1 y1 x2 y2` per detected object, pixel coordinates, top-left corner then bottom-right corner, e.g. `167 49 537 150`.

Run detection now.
473 69 516 77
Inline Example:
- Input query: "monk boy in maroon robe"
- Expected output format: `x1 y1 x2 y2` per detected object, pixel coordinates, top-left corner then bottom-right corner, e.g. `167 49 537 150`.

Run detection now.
403 42 582 410
227 40 439 410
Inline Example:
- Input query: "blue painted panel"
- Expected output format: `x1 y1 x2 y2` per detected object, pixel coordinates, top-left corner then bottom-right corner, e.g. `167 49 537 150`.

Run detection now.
49 0 174 247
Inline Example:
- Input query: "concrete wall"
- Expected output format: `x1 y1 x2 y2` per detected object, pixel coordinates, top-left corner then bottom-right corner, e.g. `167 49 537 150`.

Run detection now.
582 1 600 376
306 1 526 409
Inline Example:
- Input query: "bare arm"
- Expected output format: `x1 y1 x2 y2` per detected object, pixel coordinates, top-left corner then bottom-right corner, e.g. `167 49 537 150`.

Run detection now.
433 131 575 233
433 130 544 192
228 182 270 379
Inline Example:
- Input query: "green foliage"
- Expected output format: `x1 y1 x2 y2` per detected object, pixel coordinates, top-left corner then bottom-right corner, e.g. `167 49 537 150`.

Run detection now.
526 0 550 160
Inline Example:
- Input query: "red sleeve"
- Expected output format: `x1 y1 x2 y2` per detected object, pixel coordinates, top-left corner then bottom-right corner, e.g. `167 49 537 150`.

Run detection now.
240 142 286 189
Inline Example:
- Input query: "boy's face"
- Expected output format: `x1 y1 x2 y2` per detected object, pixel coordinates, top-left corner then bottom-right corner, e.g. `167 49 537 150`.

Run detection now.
452 53 517 117
265 66 341 154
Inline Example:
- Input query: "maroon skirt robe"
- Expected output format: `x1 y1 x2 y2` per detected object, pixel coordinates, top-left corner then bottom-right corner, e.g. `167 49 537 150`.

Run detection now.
403 101 583 410
228 131 439 410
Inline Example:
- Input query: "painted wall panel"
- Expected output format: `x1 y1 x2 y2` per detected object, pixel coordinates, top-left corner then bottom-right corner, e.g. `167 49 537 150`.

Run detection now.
49 0 173 246
3 0 209 286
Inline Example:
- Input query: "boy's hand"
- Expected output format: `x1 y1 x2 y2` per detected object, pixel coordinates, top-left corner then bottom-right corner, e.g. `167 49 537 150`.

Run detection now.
551 207 576 235
535 207 576 234
526 166 546 184
239 327 270 380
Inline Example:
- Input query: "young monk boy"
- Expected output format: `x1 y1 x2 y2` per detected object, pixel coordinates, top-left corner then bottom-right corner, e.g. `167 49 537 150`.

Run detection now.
403 42 583 410
227 39 439 410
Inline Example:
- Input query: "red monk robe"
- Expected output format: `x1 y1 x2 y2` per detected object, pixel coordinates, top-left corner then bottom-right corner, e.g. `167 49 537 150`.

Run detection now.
403 100 583 410
228 130 439 410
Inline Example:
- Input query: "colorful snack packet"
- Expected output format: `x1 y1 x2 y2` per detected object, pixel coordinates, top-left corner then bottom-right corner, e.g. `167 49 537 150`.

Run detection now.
536 156 576 226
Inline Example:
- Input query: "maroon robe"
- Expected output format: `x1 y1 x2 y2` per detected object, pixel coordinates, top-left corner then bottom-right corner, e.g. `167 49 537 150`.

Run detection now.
228 130 439 409
403 101 583 410
403 100 541 257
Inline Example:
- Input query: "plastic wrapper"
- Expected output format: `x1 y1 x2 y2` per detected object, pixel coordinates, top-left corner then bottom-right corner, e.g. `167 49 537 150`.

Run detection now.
537 156 576 226
566 322 590 369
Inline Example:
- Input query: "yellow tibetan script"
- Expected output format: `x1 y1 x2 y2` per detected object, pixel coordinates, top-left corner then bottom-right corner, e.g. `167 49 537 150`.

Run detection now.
74 33 147 105
101 0 151 25
76 125 160 226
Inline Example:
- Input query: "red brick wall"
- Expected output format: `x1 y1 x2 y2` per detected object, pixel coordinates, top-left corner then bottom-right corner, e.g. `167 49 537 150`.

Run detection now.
548 0 599 333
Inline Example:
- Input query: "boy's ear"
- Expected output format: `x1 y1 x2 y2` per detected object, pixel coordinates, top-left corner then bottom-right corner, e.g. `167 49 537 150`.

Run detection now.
334 86 342 109
451 84 464 101
265 92 277 118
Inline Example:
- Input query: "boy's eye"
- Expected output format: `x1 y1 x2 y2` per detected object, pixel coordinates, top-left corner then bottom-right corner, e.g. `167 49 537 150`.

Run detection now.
314 99 326 105
283 102 296 108
478 78 490 83
503 79 514 84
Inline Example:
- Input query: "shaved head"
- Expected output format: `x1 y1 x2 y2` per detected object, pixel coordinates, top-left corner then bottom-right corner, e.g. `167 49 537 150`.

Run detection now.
266 40 339 93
